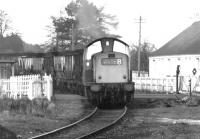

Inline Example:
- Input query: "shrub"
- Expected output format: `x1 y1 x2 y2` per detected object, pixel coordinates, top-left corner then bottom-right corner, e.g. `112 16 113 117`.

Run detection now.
32 97 50 116
0 125 17 139
19 97 32 114
0 98 14 112
0 97 51 116
10 99 19 112
9 97 32 114
46 102 56 114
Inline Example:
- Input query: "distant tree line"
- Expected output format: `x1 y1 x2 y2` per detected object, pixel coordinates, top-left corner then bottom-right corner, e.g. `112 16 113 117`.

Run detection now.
0 33 24 53
0 10 43 53
130 42 157 72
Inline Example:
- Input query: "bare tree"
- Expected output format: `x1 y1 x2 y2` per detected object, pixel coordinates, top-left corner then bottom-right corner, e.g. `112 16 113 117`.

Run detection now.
130 42 157 72
0 10 11 38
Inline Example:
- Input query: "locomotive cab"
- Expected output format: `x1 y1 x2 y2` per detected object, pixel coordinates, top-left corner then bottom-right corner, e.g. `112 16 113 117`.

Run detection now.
83 37 134 107
83 37 131 84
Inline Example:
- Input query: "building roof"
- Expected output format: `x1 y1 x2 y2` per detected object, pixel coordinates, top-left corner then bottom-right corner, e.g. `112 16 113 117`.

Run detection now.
0 60 16 63
0 49 83 57
151 21 200 57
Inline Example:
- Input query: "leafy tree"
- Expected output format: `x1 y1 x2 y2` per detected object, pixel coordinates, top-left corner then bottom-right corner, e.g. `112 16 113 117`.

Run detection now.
49 0 119 50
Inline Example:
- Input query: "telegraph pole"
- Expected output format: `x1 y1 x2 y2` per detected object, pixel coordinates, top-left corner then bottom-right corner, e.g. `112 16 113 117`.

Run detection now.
55 32 58 51
135 16 145 77
71 23 74 50
138 16 142 77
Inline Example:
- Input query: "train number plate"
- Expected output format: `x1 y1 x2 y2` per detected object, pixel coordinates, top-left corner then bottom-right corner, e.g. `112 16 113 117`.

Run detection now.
101 58 122 65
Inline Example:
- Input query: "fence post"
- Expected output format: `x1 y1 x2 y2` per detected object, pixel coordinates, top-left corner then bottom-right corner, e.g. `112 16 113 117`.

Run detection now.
189 78 192 98
28 80 33 100
43 74 53 101
176 65 180 94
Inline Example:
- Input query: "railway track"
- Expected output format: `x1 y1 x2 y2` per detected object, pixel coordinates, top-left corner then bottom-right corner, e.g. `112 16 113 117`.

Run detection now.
29 106 127 139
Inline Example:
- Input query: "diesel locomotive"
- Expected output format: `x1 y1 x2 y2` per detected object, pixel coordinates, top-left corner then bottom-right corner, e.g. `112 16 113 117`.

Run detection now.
82 37 134 108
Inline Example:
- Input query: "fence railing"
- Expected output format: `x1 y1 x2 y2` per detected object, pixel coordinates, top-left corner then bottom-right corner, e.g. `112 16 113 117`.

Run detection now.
0 74 53 100
132 77 176 93
132 76 200 94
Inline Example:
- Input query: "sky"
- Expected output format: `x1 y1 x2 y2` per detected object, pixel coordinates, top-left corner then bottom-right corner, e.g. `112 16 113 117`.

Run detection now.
0 0 200 49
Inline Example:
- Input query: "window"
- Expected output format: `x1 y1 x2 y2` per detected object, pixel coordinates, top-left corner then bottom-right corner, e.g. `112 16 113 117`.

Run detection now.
113 41 129 55
86 41 102 60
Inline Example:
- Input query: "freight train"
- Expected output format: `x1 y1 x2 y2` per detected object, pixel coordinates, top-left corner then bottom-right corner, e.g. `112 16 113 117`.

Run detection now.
0 37 134 108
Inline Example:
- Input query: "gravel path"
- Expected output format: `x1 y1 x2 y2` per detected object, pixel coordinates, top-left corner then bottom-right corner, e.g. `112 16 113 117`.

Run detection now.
94 97 200 139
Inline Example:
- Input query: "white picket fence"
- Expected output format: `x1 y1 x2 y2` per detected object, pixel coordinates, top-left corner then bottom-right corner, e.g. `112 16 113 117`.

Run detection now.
132 76 200 94
132 77 176 93
0 74 53 100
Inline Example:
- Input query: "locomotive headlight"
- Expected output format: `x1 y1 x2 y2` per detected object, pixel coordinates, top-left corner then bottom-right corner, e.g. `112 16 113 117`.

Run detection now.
86 61 90 67
98 76 102 80
123 75 127 79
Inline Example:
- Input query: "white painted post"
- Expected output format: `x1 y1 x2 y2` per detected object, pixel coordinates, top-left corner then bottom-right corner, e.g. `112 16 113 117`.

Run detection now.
28 80 33 100
43 74 53 101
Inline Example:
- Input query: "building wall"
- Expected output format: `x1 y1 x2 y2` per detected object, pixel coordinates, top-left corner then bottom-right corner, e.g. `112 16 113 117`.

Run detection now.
0 63 12 79
149 55 200 77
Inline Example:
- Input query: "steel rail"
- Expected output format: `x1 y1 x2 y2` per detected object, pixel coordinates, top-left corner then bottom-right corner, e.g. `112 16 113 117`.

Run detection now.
75 106 127 139
29 107 98 139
